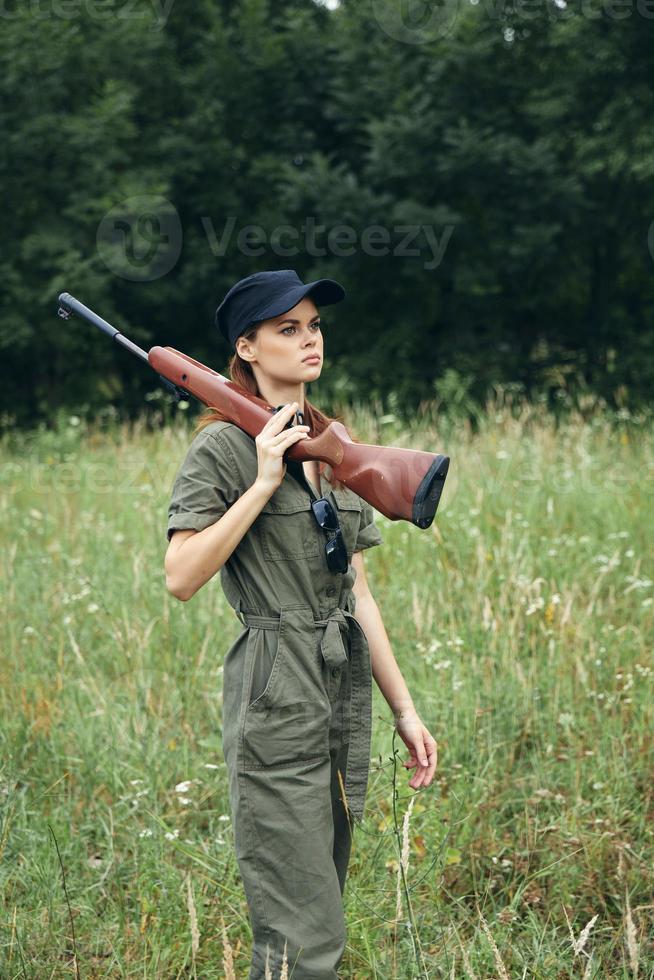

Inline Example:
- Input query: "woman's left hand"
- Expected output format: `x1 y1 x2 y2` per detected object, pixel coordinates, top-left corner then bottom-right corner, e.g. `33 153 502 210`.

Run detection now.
394 710 438 790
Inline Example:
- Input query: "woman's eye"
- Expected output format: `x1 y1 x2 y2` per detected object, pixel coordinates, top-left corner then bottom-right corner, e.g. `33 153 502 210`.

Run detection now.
282 323 321 335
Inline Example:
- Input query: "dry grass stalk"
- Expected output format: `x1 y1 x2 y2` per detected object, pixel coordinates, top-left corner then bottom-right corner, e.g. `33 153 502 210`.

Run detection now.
395 795 415 923
562 903 573 939
280 938 289 980
262 938 289 979
562 903 578 955
221 915 236 980
336 767 350 823
573 914 599 957
458 937 477 980
581 952 595 980
624 892 639 978
617 846 625 880
476 907 509 980
186 873 200 962
412 581 422 635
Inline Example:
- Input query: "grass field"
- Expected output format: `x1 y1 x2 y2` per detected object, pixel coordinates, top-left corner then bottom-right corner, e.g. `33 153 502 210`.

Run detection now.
1 391 652 978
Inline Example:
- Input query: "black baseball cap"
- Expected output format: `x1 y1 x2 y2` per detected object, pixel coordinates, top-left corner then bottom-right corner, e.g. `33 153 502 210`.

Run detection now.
214 269 346 350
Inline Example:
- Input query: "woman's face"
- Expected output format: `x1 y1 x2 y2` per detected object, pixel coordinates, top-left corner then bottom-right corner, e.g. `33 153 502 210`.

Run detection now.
236 296 324 385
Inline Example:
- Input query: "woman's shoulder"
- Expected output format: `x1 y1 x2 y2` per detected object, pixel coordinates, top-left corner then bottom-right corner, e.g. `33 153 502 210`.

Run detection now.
194 420 255 451
189 422 257 482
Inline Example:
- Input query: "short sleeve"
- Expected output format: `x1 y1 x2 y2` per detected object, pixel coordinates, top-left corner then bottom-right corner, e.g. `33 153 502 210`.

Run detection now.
354 500 384 553
166 428 239 542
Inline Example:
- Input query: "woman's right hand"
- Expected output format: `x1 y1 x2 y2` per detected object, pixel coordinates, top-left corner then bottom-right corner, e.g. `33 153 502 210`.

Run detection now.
255 401 310 492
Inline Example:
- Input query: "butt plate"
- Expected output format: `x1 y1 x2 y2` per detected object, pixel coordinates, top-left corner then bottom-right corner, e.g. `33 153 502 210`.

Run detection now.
412 454 450 529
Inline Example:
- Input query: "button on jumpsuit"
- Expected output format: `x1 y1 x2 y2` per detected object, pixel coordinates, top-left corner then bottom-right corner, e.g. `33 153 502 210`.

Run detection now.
166 421 384 979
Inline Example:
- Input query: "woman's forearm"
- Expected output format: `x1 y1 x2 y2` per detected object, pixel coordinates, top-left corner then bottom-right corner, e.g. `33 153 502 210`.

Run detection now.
352 592 416 719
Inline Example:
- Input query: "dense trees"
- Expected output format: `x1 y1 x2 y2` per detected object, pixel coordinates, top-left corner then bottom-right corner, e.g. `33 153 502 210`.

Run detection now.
2 0 652 424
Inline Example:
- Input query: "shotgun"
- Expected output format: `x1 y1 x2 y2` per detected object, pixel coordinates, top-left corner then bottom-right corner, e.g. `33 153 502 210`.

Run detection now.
57 292 449 528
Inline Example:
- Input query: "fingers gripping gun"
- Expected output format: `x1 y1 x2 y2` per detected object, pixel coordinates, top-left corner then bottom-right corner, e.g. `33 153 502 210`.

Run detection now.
57 292 450 528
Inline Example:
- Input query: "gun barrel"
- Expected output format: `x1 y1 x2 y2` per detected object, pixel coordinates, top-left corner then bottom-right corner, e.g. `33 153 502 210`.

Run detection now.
57 292 150 364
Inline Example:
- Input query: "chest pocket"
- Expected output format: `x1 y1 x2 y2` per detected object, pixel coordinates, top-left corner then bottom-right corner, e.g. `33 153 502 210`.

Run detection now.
331 487 363 558
257 494 322 562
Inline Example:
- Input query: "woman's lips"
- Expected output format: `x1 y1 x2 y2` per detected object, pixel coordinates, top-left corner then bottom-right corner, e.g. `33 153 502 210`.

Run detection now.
302 355 321 363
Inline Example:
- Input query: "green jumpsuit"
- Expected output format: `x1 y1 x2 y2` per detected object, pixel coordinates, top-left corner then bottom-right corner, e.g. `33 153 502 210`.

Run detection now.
166 420 384 979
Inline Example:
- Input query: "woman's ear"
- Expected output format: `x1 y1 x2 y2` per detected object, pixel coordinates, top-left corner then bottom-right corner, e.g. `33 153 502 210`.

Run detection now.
236 339 252 362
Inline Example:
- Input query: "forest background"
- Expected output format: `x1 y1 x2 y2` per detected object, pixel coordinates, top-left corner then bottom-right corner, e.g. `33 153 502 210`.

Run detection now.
2 0 653 426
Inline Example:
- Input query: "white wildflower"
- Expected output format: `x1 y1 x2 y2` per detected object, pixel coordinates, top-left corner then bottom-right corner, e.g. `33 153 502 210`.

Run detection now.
624 576 652 593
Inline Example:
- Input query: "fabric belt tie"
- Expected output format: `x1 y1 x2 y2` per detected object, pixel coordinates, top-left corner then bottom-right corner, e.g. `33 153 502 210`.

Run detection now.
235 604 372 823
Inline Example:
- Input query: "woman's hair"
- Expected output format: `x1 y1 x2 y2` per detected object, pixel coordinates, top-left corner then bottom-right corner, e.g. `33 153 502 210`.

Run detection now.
193 322 358 490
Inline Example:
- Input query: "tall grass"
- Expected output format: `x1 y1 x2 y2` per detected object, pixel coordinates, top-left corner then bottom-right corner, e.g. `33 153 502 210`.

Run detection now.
1 390 652 977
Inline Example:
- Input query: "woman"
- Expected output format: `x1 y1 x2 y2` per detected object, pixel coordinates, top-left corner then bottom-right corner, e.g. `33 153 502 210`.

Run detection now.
164 269 437 979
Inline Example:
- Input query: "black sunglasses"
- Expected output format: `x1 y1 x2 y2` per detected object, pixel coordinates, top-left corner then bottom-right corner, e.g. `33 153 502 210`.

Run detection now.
274 410 349 575
311 497 349 575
